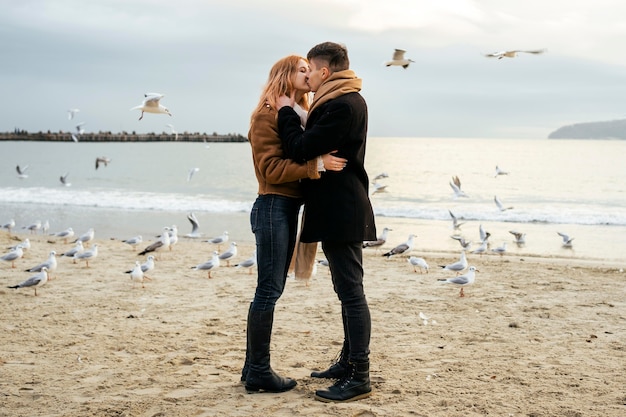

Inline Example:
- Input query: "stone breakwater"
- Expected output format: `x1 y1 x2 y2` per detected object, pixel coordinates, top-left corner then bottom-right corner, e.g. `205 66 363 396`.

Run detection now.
0 131 247 142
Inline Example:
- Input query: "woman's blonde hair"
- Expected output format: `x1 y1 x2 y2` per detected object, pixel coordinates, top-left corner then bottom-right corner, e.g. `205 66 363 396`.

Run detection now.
252 55 309 119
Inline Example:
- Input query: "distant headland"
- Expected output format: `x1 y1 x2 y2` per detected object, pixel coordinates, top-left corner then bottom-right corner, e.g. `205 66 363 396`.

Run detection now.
0 130 247 142
548 119 626 139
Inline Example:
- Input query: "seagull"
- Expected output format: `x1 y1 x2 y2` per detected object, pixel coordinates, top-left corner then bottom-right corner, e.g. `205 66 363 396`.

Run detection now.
370 182 387 195
1 245 24 268
122 235 143 249
52 227 74 243
139 227 170 256
494 165 509 177
2 219 15 234
166 123 178 140
363 227 392 250
184 212 203 238
23 220 42 234
8 267 49 296
235 250 257 274
494 195 514 211
557 232 574 248
42 220 49 235
384 49 414 69
439 251 468 275
450 235 472 250
75 228 95 244
9 238 30 253
471 241 488 256
187 167 200 182
438 266 478 297
408 256 429 273
128 261 148 288
126 255 156 279
218 242 238 266
448 210 466 230
449 175 468 198
16 165 29 179
67 108 80 120
192 251 220 278
509 230 526 247
26 250 58 279
74 243 98 267
61 240 83 261
490 242 507 257
206 231 229 250
485 49 546 59
131 93 172 120
479 224 491 244
382 234 416 258
95 157 111 170
71 122 85 142
59 172 71 186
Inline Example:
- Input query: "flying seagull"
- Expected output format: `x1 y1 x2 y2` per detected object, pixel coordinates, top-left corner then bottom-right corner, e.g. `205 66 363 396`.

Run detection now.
449 175 468 198
485 49 546 59
384 49 414 69
95 157 111 169
67 108 80 120
494 195 514 211
16 165 29 179
131 93 172 120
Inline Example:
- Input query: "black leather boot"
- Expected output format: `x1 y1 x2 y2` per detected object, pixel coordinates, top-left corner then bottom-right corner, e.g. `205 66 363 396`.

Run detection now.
310 342 348 379
240 303 252 383
244 308 297 393
314 361 371 403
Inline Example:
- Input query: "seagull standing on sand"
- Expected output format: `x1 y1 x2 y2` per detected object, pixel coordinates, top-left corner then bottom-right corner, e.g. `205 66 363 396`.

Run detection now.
384 49 414 69
192 251 220 278
131 93 172 120
8 267 49 296
557 232 574 248
1 245 24 268
184 212 203 238
206 231 229 250
449 175 468 198
485 49 546 59
122 235 143 249
16 165 29 179
438 266 479 297
439 251 468 275
24 220 41 234
75 228 95 244
471 241 488 256
219 242 237 266
363 227 392 250
128 261 147 288
53 227 74 244
408 256 429 273
2 219 15 234
61 240 83 262
25 250 57 279
382 234 416 258
74 244 98 267
490 242 507 257
139 228 170 256
235 250 257 274
9 238 30 253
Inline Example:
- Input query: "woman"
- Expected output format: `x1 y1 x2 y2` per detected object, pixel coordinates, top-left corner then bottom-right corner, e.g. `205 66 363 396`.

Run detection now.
242 55 346 393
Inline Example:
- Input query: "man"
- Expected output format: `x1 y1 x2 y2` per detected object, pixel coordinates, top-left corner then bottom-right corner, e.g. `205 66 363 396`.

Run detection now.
277 41 376 403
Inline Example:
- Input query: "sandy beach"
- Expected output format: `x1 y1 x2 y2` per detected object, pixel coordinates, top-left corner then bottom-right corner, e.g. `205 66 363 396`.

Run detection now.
1 230 625 417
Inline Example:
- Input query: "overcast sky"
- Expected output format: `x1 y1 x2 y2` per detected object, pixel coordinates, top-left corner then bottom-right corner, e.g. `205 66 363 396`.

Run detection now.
2 0 626 138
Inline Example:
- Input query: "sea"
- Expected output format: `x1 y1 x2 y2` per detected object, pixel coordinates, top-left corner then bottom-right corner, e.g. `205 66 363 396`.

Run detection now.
1 137 625 263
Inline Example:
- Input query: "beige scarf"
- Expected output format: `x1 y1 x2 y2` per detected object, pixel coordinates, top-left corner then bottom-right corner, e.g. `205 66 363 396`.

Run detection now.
309 70 362 115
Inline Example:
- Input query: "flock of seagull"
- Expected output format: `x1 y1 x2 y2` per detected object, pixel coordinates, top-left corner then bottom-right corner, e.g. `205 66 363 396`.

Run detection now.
385 48 547 69
360 163 576 297
1 212 260 295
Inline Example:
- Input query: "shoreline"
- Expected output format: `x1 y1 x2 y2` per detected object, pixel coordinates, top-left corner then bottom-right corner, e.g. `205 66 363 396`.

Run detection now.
0 132 247 142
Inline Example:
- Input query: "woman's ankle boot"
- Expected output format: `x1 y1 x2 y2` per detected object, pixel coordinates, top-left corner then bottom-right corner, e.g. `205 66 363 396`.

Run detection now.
310 343 348 379
244 308 297 393
314 361 371 403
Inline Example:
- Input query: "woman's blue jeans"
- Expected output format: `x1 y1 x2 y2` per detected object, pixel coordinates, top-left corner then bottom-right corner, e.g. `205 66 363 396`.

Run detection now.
249 194 302 312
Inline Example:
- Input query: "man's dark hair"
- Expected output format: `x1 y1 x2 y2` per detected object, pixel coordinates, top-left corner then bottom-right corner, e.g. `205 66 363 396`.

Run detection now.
307 42 350 72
